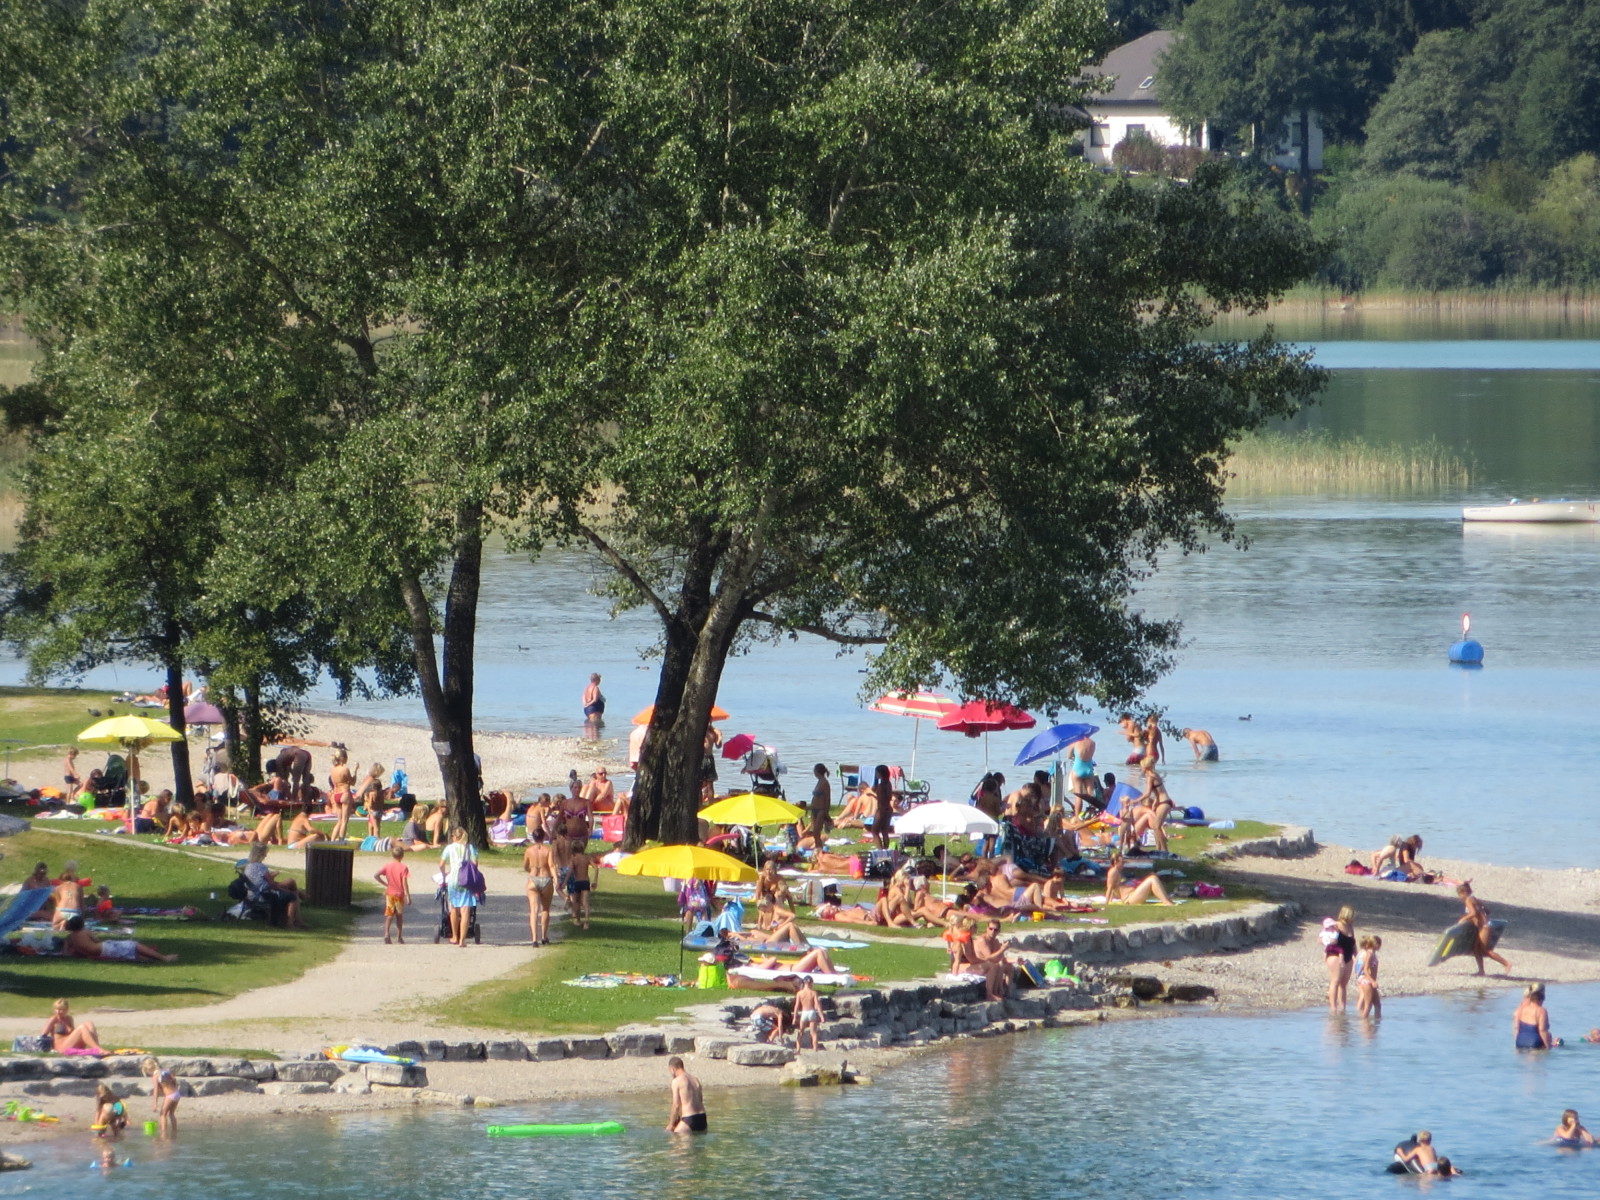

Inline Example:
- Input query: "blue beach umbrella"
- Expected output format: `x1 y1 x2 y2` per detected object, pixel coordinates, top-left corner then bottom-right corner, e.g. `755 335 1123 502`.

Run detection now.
1014 723 1099 767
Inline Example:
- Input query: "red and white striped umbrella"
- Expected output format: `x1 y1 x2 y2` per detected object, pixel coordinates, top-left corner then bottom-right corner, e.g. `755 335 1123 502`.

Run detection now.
868 691 958 780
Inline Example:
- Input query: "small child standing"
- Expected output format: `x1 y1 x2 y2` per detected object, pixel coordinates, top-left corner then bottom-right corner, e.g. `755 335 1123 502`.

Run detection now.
792 976 823 1051
375 846 411 944
1355 934 1382 1018
567 839 592 930
142 1057 180 1138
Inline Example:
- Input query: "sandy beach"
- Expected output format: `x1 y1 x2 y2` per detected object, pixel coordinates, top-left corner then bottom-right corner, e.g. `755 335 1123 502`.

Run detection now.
2 834 1599 1143
7 710 631 803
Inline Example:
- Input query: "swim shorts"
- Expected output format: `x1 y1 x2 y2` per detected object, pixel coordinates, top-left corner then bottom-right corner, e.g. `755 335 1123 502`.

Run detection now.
1200 745 1219 762
385 895 405 916
798 1009 821 1024
102 940 138 962
682 1112 707 1133
567 879 591 895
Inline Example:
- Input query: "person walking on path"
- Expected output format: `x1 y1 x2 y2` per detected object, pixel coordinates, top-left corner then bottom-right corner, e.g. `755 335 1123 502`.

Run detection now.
523 828 556 946
375 846 410 944
440 828 481 947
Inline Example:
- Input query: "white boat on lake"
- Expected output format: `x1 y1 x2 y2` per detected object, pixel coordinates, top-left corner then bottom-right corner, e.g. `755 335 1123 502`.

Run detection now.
1461 499 1600 523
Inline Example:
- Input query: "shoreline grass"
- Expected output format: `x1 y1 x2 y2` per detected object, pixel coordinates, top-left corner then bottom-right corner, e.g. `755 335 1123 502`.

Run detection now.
1226 430 1472 495
0 827 358 1018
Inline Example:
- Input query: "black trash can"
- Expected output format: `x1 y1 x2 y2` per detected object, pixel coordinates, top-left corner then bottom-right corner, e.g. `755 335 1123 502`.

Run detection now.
305 844 355 908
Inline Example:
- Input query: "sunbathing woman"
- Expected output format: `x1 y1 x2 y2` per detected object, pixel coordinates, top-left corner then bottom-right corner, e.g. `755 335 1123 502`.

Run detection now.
1104 852 1175 906
285 809 325 849
751 946 839 975
815 902 881 924
42 998 102 1052
745 918 811 948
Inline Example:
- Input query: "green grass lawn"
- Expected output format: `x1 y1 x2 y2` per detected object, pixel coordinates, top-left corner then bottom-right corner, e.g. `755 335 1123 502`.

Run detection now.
0 685 139 758
0 828 361 1018
440 872 945 1035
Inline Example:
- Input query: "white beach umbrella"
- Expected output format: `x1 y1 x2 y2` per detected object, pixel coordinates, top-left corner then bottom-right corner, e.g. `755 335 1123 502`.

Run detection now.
892 801 1002 899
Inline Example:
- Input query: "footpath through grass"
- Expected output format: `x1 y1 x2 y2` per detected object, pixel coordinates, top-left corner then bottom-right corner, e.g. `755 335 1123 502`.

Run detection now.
441 872 944 1036
0 828 359 1018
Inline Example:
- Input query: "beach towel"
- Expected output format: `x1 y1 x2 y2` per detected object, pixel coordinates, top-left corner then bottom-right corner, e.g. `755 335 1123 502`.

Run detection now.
563 973 684 989
728 966 853 985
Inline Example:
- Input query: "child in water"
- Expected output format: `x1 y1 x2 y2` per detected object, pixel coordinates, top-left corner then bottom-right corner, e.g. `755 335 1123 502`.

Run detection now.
1553 1110 1596 1147
1355 935 1382 1018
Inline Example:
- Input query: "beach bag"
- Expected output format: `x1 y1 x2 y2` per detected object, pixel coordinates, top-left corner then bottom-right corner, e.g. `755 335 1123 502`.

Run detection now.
456 856 487 898
1016 961 1045 989
1184 806 1205 821
11 1036 50 1054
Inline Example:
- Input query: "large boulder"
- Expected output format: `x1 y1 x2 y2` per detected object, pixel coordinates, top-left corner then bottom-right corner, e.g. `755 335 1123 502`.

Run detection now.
727 1044 795 1067
363 1062 428 1088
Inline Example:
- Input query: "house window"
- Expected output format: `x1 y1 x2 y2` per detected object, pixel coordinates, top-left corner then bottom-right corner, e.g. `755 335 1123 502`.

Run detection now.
1139 75 1155 90
1288 119 1303 147
1125 124 1146 139
1089 123 1111 147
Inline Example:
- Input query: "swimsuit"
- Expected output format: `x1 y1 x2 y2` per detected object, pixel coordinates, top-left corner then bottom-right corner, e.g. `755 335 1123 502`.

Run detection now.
1070 749 1095 778
682 1112 707 1133
101 940 138 962
797 1009 821 1024
1515 1020 1545 1049
567 878 591 895
1199 744 1219 761
530 875 553 891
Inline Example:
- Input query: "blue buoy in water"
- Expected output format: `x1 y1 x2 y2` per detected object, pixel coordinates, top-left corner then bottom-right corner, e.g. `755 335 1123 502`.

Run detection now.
1448 612 1483 664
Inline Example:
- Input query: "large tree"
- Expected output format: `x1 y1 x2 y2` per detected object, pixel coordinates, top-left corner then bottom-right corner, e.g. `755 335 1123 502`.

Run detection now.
0 0 602 839
548 0 1328 847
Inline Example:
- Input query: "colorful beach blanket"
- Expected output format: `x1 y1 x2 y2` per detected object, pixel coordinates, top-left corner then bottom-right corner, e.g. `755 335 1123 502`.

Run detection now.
563 973 685 989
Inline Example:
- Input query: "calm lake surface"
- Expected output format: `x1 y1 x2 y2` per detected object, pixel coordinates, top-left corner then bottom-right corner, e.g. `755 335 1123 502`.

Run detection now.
12 981 1600 1198
4 314 1599 866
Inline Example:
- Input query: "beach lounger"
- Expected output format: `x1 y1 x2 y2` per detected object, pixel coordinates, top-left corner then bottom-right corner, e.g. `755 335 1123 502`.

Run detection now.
0 889 55 938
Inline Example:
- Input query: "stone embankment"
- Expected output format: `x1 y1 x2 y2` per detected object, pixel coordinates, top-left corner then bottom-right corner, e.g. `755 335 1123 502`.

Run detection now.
0 1054 426 1099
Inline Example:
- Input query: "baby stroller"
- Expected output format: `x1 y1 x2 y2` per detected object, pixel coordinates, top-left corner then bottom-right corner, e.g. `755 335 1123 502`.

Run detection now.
433 881 482 944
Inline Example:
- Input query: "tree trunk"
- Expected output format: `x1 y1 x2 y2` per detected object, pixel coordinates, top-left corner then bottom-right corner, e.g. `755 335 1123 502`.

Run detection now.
241 681 264 783
1297 108 1312 216
162 654 194 804
399 502 487 847
626 594 747 849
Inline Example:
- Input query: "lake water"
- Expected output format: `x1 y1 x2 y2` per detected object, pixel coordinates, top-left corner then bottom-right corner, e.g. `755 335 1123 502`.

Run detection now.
11 980 1600 1197
4 315 1600 866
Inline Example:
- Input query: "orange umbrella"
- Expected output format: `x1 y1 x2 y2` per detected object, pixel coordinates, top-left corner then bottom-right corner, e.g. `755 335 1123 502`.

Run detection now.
632 703 730 726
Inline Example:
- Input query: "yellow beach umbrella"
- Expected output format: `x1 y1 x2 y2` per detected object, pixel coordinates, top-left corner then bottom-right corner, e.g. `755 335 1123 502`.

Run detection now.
699 792 804 827
78 715 183 833
614 843 758 884
77 715 183 745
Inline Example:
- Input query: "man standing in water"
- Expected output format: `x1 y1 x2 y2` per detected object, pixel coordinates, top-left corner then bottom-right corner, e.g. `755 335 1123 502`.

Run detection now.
666 1056 707 1133
1179 728 1218 761
1458 881 1511 975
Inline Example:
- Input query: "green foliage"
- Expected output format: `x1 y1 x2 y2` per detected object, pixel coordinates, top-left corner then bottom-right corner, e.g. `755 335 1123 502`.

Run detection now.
1161 0 1445 148
1528 155 1600 282
1313 174 1561 291
1362 0 1600 181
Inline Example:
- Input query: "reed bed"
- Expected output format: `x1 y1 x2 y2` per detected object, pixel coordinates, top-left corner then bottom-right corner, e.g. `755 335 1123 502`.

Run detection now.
1225 430 1473 495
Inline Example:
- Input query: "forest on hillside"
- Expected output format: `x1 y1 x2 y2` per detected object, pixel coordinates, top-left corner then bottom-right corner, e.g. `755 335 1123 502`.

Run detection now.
1115 0 1600 292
